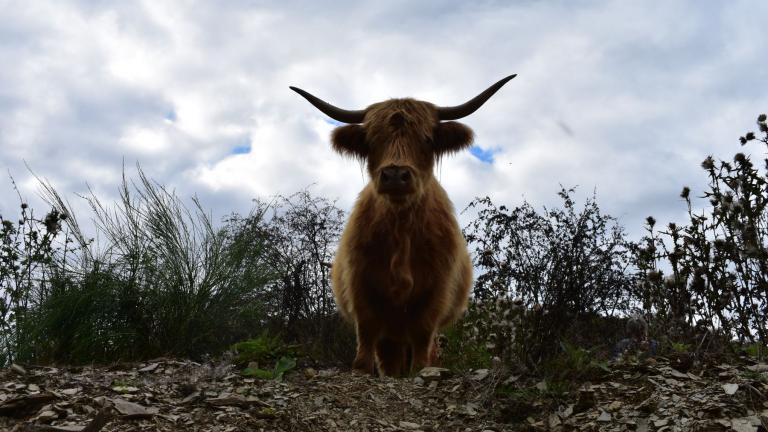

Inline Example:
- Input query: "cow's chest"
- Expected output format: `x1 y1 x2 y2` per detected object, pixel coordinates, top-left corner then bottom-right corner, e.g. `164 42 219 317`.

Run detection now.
355 223 448 312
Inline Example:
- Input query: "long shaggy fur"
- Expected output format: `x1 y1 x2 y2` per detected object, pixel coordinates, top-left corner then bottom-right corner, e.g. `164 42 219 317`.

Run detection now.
330 98 473 377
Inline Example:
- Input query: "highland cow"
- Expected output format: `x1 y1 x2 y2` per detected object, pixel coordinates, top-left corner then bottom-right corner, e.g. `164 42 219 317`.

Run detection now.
291 75 516 376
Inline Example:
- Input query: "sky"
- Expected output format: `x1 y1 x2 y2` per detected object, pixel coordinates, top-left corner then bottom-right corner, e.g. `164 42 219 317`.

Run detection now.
1 0 767 242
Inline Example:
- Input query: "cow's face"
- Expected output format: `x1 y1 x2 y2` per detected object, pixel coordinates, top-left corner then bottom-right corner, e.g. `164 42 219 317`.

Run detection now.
330 99 473 202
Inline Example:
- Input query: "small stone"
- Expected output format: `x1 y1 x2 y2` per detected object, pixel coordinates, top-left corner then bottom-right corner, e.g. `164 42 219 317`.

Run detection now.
722 383 739 395
597 410 611 422
548 413 562 427
111 385 139 394
28 384 40 392
138 363 159 373
111 398 156 419
61 388 80 395
37 410 59 421
303 368 317 378
413 376 425 385
418 367 450 381
471 369 490 381
318 369 338 377
746 364 768 373
10 364 27 375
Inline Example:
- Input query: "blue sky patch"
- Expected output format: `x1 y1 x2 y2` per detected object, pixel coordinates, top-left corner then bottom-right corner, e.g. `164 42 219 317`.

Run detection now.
164 110 177 122
232 140 251 154
324 118 343 127
470 146 495 164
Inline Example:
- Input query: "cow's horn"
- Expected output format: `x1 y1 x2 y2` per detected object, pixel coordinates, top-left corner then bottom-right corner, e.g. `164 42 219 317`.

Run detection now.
289 86 366 124
436 74 516 121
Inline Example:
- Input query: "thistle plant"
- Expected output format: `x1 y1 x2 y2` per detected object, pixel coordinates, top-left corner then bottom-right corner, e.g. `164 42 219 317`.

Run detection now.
634 113 768 344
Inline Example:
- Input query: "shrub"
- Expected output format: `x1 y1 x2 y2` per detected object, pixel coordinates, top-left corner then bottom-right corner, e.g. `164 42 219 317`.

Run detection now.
634 113 768 344
225 189 350 363
461 188 635 366
0 176 77 365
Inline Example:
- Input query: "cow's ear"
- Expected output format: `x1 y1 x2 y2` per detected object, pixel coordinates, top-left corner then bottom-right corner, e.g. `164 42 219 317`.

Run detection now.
331 124 368 159
433 121 474 156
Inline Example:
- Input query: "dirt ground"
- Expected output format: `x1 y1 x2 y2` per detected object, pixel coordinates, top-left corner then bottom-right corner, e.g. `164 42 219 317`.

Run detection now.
1 355 767 431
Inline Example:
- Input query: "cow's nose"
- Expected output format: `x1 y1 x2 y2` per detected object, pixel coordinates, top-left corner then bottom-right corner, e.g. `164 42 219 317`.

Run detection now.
380 166 412 190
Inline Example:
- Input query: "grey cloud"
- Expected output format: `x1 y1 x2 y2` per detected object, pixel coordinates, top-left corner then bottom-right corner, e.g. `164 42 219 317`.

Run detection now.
0 0 767 243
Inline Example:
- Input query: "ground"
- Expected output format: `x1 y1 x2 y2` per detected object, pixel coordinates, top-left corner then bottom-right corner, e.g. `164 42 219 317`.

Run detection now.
1 356 767 431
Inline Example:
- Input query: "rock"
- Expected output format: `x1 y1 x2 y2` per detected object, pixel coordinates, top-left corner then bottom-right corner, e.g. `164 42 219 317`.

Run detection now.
303 368 317 378
548 413 562 428
181 391 200 404
746 364 768 373
0 392 57 417
37 409 59 422
206 392 268 408
39 426 87 432
61 388 81 396
722 383 739 395
110 398 156 419
418 367 450 381
597 410 611 422
471 369 490 381
731 417 760 432
111 385 139 394
10 363 28 375
138 363 159 373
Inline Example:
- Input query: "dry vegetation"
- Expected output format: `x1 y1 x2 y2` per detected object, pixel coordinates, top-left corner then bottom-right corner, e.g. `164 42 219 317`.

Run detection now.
1 114 768 430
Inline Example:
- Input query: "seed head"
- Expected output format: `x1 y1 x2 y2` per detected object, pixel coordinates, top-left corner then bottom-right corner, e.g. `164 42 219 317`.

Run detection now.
740 136 747 145
701 156 715 170
646 216 656 227
680 187 690 199
745 132 755 141
758 113 767 123
734 153 747 164
20 203 28 209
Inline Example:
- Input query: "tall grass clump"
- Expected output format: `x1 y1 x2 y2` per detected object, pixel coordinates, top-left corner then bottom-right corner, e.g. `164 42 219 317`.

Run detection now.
17 166 274 363
634 113 768 345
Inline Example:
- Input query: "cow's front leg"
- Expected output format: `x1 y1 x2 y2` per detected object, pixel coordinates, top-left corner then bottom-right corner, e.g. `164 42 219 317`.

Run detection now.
410 326 437 372
376 338 407 377
352 320 378 375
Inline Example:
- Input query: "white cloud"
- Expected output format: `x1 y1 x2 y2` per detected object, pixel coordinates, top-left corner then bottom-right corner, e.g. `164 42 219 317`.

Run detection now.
1 0 767 242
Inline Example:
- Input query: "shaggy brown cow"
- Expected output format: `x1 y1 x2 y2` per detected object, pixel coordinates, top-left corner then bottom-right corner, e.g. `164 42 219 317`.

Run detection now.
291 75 515 376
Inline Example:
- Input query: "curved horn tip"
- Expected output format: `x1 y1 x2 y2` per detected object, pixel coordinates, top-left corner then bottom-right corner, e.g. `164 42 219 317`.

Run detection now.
288 85 366 124
436 74 518 121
